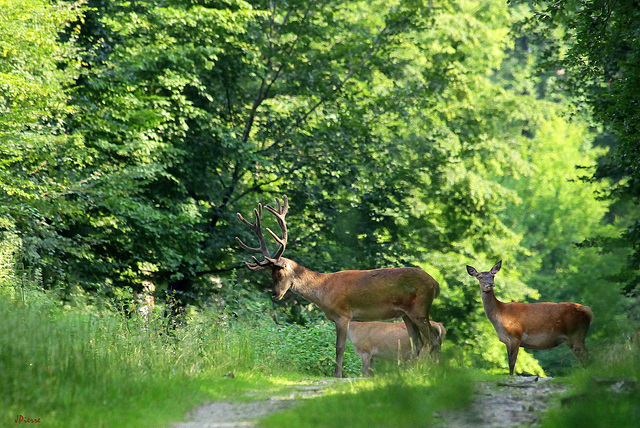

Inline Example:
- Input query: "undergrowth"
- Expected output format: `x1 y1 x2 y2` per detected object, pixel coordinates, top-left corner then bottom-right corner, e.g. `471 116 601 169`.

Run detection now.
4 263 636 427
0 281 362 427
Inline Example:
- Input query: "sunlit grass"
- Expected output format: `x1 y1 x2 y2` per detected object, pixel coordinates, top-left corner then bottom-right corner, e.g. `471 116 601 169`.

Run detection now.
0 287 319 427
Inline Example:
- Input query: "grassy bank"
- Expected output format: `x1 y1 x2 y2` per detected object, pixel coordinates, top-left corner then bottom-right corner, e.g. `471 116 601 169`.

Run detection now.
0 292 231 426
0 286 348 427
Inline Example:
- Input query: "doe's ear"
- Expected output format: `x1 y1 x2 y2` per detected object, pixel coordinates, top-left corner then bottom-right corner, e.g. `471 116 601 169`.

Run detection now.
490 260 502 275
466 265 478 277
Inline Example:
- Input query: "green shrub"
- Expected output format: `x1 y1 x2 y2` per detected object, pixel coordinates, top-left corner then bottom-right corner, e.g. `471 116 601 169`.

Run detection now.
230 318 361 377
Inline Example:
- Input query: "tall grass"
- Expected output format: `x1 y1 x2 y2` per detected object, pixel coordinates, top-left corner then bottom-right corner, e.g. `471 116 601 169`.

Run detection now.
0 290 211 426
0 280 367 427
0 285 275 426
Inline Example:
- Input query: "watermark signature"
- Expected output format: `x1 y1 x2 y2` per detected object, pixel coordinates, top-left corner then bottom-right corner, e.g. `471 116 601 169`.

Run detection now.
15 415 40 424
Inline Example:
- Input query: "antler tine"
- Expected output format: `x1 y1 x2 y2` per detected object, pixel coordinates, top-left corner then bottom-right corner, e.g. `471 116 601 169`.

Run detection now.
242 256 274 271
237 204 264 231
243 260 267 271
235 203 272 264
235 236 261 254
264 195 289 259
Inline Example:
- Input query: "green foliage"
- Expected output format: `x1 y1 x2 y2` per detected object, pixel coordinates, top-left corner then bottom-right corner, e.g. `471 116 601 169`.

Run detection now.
251 321 361 377
0 233 20 288
508 0 640 373
517 0 640 307
0 0 86 288
3 0 638 378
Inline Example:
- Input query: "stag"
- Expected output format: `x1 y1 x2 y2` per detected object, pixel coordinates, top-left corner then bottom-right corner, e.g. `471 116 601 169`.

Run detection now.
467 261 593 375
348 321 446 377
236 195 440 377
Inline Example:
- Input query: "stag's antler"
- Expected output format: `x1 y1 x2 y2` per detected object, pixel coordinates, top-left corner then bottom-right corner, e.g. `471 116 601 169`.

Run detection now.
264 195 288 259
236 195 289 270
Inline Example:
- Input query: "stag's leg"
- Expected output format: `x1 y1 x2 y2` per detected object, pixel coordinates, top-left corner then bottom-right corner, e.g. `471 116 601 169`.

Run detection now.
402 316 423 358
334 319 349 378
568 340 589 366
506 342 520 375
404 291 438 359
404 313 434 358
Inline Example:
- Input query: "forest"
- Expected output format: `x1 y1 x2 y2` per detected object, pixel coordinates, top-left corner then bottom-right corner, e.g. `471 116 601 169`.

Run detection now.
1 0 639 426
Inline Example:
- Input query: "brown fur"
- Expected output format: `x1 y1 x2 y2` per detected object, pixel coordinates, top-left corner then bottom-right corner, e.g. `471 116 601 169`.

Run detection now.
237 196 440 378
348 321 446 376
274 259 441 377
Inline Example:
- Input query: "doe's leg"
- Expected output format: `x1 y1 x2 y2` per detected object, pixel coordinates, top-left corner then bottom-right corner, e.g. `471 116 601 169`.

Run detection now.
506 343 520 376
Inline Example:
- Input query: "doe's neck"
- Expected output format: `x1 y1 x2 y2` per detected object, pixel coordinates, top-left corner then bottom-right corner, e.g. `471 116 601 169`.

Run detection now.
481 288 502 319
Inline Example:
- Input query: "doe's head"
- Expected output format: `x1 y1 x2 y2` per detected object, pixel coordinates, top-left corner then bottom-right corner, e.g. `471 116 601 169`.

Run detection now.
466 260 502 293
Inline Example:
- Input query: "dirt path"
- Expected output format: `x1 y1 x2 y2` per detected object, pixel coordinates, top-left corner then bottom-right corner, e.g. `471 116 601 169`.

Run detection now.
172 379 345 428
172 376 566 428
434 376 567 427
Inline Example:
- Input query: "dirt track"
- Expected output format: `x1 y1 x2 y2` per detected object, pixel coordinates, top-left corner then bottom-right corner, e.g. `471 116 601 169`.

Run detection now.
434 376 566 427
172 379 341 428
172 376 566 428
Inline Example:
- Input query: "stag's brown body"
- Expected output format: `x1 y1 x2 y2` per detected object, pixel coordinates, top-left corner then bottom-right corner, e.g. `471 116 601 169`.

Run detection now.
468 261 593 375
275 262 438 322
236 196 440 377
348 320 445 376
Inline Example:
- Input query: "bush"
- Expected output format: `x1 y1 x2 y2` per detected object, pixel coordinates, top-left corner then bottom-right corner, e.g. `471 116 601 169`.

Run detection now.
242 320 361 377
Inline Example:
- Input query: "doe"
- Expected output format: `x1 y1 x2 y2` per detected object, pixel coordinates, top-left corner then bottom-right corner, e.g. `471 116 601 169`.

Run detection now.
467 261 593 375
348 320 446 376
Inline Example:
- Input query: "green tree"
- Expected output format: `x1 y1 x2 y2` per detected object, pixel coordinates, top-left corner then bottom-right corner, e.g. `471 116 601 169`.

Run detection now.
0 0 84 285
517 0 640 315
3 0 621 375
65 0 531 300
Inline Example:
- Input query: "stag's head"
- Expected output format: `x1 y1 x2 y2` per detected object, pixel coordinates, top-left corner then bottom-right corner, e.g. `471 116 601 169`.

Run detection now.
466 260 502 293
236 195 295 300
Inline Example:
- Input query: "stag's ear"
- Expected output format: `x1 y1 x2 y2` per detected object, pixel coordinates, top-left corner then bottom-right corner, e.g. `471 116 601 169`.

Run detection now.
490 260 502 275
466 265 478 277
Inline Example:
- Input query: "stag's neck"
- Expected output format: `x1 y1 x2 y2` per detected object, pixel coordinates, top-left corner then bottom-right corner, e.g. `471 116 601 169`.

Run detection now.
481 289 503 321
288 261 329 304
